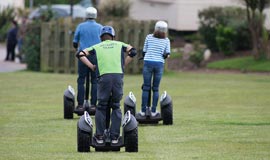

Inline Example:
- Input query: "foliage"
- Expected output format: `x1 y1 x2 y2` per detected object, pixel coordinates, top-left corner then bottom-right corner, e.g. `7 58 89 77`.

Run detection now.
1 72 270 159
207 56 270 72
189 43 205 67
98 0 130 17
238 0 270 59
23 23 41 71
37 6 56 22
198 6 251 53
189 50 204 67
0 6 15 42
23 5 61 71
216 25 236 56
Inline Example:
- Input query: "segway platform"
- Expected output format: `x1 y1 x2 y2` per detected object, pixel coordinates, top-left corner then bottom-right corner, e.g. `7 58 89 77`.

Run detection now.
77 110 138 152
91 135 124 151
135 107 162 124
124 91 173 125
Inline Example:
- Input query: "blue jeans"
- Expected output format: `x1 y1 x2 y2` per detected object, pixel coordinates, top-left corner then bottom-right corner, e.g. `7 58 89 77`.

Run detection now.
141 61 164 112
77 56 97 106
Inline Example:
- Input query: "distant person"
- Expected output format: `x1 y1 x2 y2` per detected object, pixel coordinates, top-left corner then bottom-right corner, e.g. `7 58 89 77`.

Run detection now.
140 21 171 117
76 25 136 144
5 20 18 61
17 17 28 62
73 7 103 112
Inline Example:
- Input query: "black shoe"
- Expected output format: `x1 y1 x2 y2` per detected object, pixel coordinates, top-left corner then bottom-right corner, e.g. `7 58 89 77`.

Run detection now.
74 105 84 114
111 136 119 144
90 105 96 111
94 135 104 144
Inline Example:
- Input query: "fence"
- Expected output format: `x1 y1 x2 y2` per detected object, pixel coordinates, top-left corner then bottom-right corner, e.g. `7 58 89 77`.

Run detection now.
40 17 155 74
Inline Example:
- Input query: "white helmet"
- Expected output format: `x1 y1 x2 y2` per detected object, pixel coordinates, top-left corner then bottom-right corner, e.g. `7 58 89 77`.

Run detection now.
86 7 97 19
154 21 168 33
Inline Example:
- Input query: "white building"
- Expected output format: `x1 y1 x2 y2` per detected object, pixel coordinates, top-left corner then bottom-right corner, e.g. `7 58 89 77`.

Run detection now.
129 0 270 31
0 0 24 10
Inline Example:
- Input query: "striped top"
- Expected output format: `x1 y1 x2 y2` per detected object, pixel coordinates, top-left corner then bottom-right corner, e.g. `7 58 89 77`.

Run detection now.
143 34 171 63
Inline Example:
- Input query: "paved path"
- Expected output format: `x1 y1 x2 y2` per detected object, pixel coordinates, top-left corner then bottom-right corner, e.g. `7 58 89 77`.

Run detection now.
0 43 26 73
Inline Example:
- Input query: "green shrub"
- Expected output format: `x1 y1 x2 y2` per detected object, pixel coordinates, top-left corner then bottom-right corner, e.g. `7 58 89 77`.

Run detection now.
216 25 236 56
0 6 15 42
99 0 130 17
189 50 204 67
23 23 41 71
198 6 251 52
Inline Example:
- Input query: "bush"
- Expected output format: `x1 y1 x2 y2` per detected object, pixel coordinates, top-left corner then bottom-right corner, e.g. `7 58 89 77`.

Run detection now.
189 50 204 67
23 23 41 71
0 6 15 42
198 6 252 53
98 0 130 17
216 25 236 56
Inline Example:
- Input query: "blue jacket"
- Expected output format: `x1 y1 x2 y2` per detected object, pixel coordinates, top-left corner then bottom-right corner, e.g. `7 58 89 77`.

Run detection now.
73 20 103 51
7 27 18 45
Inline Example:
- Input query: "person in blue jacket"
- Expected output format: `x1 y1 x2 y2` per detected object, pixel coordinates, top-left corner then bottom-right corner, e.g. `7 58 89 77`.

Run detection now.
5 20 18 61
73 7 103 112
140 21 171 117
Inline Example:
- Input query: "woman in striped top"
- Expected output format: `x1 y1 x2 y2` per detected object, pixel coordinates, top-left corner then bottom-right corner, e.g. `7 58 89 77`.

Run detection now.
140 21 171 117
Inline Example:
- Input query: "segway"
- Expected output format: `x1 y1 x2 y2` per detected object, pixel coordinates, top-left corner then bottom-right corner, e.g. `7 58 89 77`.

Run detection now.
124 88 173 125
63 71 96 119
77 97 138 152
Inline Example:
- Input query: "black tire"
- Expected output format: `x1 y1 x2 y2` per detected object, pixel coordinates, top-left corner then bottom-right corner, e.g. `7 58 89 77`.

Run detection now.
124 104 136 116
124 128 138 152
161 104 173 125
64 97 74 119
77 122 91 152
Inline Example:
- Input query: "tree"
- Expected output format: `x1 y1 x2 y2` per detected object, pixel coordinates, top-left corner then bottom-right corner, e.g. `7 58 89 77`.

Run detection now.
239 0 270 59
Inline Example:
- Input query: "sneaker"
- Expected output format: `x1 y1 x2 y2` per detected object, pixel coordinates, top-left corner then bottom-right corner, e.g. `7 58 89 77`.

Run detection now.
90 105 96 110
151 111 159 117
94 135 104 144
139 111 145 116
111 137 119 144
75 105 84 111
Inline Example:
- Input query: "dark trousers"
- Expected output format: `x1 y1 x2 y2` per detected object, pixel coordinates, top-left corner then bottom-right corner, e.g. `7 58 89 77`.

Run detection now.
77 58 97 106
95 74 123 139
6 42 16 61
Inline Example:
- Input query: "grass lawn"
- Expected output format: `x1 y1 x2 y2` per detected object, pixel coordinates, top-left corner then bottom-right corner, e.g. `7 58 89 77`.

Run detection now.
0 71 269 160
207 56 270 72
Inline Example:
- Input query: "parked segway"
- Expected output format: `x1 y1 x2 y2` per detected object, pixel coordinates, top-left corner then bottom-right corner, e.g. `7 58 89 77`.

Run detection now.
77 97 138 152
124 88 173 125
63 71 96 119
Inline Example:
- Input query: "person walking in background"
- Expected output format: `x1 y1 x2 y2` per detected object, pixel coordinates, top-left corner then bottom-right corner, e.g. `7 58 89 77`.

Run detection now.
73 7 103 112
17 17 28 62
76 26 136 144
140 21 171 117
5 20 18 61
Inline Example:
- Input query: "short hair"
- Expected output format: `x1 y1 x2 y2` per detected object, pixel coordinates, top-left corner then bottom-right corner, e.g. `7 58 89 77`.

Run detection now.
153 30 166 39
12 20 18 27
101 34 114 41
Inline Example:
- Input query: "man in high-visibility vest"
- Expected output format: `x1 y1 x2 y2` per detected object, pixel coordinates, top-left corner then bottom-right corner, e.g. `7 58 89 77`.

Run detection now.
76 26 137 144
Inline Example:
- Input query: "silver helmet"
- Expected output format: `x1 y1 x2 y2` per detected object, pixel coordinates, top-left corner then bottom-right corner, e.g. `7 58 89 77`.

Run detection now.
85 7 97 19
154 21 168 33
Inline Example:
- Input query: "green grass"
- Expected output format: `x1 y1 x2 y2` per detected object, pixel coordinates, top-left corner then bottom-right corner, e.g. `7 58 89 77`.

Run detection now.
0 71 270 160
207 56 270 72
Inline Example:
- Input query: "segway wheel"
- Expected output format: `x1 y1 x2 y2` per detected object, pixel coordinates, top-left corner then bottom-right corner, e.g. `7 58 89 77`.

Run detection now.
77 122 91 152
124 127 138 152
64 97 74 119
161 104 173 125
